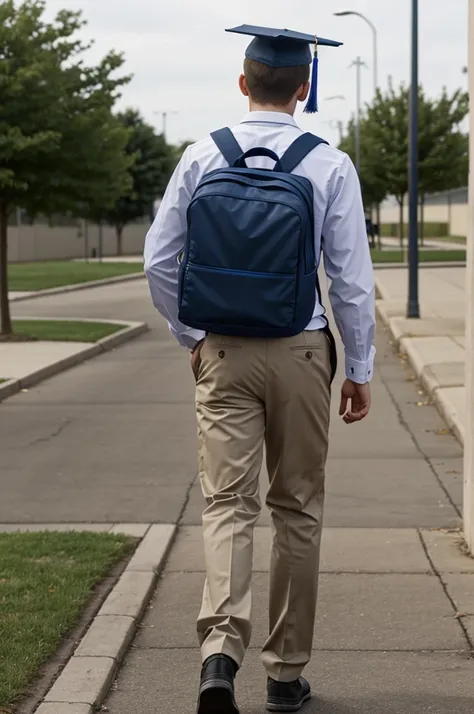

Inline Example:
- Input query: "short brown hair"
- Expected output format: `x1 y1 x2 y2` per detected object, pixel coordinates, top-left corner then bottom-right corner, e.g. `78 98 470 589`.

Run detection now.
244 58 310 105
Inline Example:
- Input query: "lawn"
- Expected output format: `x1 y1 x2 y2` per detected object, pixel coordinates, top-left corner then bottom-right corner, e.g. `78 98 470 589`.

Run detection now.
12 319 124 342
0 531 135 709
8 261 144 292
371 249 466 264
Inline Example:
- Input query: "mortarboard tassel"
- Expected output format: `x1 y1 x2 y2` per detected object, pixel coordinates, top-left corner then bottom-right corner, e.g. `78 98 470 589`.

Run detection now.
304 36 319 114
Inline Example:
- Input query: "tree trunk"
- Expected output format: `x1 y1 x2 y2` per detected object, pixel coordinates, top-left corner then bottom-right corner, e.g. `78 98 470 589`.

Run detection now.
419 196 425 246
98 220 103 263
116 225 124 256
398 196 404 250
0 201 13 336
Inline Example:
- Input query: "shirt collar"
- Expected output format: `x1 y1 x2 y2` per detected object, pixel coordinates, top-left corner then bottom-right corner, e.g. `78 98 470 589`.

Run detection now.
240 111 298 128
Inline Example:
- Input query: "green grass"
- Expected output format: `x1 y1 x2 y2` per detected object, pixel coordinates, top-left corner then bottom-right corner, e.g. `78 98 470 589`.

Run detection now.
371 249 466 264
8 261 143 291
12 319 124 342
0 531 135 709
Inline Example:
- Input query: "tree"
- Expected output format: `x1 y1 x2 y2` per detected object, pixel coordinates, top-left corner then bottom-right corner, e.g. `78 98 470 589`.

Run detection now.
418 89 468 240
353 83 469 245
99 110 175 255
362 83 411 246
0 0 132 336
338 117 389 248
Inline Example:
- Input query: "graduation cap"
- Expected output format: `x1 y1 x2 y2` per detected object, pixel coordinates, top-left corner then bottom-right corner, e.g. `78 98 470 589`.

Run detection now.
226 25 343 114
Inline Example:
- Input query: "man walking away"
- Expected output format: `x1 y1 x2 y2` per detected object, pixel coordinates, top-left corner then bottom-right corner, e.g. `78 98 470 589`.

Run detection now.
144 23 375 714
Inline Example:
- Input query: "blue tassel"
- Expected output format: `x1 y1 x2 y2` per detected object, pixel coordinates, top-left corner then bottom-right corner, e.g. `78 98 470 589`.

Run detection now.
304 49 319 114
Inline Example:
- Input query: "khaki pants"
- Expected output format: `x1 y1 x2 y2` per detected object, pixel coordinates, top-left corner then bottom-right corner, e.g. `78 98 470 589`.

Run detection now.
196 330 332 682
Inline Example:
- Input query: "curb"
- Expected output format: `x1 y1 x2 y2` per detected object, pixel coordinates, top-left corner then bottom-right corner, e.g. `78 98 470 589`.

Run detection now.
375 276 465 446
433 389 465 445
0 321 148 404
34 523 177 714
10 271 145 303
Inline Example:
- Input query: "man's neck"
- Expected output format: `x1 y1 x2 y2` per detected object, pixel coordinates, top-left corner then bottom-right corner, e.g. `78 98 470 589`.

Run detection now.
248 102 295 116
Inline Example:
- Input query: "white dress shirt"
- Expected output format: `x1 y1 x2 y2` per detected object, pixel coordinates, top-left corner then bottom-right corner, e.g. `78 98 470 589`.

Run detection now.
144 111 376 383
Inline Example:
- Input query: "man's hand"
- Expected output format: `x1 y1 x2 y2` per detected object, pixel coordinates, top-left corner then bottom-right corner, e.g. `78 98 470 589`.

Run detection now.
339 379 371 424
190 340 205 381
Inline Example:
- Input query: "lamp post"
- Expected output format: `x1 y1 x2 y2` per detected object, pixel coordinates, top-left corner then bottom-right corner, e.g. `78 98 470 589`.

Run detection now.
334 10 378 95
407 0 420 319
464 0 474 551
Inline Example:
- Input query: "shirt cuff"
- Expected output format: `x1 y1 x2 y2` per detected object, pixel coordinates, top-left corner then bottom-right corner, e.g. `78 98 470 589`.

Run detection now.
345 345 376 384
176 328 207 350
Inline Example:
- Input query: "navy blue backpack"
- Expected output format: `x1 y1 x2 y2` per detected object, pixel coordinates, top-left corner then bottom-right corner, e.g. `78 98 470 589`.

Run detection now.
178 128 328 338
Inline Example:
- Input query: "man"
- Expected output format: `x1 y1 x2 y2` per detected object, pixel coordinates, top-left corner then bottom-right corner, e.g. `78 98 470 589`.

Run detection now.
144 24 375 714
365 213 376 249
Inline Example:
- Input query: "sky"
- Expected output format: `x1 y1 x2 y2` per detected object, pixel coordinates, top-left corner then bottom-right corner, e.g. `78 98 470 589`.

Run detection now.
45 0 468 147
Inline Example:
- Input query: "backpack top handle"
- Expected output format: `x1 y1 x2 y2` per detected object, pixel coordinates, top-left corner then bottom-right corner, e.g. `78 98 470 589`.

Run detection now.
211 127 328 174
233 147 283 172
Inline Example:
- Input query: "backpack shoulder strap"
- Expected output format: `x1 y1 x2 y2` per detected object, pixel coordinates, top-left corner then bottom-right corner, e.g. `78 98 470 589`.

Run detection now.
279 133 329 173
210 128 244 167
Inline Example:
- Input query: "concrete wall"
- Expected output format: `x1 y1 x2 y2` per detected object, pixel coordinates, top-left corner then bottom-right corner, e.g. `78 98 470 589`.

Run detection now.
379 202 468 237
450 204 469 237
7 220 151 262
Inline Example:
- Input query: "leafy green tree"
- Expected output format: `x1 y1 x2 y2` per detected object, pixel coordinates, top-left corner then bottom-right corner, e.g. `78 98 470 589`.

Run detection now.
0 0 132 336
356 83 469 245
99 110 175 254
362 83 410 246
418 89 468 240
338 117 389 249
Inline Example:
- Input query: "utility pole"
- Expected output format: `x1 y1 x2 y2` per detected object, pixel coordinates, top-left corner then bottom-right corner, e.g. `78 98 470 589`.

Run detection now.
407 0 420 318
324 97 346 146
154 111 178 141
349 57 366 175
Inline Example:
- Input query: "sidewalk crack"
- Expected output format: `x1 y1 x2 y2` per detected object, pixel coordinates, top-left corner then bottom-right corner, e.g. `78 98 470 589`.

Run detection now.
417 529 474 654
27 418 71 447
379 360 462 519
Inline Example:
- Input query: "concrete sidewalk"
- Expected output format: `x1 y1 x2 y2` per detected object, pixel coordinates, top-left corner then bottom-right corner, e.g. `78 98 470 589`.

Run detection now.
103 329 474 714
0 318 148 402
375 267 465 442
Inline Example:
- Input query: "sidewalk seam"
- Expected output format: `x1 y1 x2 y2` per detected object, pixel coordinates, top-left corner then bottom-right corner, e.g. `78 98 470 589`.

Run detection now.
417 529 474 653
377 351 462 520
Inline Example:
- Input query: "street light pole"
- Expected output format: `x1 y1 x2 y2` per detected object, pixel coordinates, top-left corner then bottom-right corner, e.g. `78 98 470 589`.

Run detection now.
407 0 420 319
464 0 474 552
349 58 366 174
334 10 378 95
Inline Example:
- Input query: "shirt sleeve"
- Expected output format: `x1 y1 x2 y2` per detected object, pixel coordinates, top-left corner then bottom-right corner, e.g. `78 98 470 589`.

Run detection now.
321 154 376 384
143 148 206 349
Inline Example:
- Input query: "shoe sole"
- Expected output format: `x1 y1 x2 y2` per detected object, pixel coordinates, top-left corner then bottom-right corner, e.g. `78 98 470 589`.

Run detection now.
266 691 312 712
197 681 240 714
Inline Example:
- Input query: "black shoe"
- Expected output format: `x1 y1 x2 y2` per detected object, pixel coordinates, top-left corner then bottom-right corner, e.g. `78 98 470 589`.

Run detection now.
197 654 240 714
266 676 312 712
